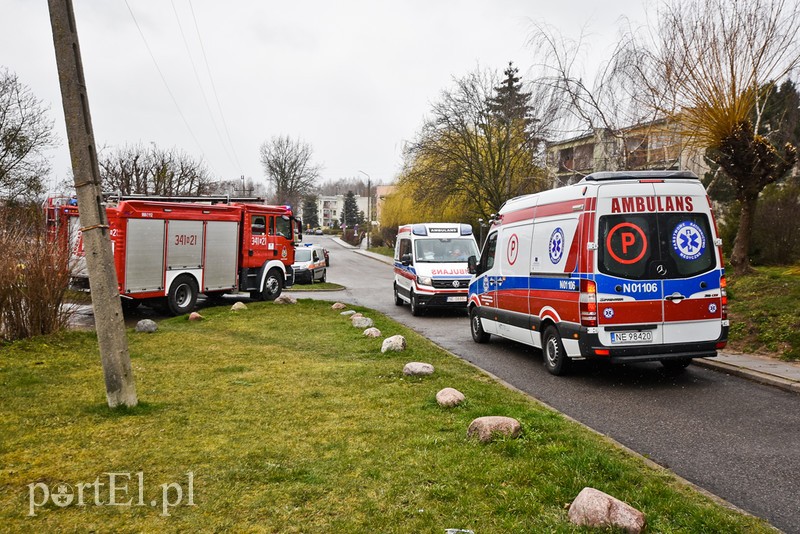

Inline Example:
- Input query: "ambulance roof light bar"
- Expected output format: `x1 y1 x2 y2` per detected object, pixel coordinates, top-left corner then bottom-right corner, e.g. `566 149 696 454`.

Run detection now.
581 170 698 182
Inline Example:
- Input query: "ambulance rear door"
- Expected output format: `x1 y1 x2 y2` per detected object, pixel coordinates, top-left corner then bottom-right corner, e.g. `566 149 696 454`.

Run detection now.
594 180 723 348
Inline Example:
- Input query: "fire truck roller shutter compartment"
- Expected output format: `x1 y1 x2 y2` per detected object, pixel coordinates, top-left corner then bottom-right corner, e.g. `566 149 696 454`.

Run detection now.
203 221 239 291
167 220 203 270
125 219 166 293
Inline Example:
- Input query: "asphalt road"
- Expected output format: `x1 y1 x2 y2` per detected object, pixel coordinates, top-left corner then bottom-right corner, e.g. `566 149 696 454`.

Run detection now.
296 235 800 534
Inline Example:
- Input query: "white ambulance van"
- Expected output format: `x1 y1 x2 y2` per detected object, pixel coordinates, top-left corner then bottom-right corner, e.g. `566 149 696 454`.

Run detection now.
467 170 729 375
394 223 480 316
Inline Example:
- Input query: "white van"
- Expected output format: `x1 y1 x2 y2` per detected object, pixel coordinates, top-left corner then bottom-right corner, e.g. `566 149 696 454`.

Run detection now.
468 171 729 375
393 223 479 315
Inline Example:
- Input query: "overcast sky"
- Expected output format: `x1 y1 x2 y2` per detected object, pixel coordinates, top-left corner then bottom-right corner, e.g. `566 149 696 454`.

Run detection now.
2 0 650 190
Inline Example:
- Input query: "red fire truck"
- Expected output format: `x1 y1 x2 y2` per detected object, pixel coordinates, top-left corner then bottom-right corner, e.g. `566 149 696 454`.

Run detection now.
48 196 302 315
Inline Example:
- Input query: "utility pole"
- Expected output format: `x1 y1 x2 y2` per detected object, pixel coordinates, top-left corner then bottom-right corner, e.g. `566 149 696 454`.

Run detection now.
359 170 371 249
49 0 137 408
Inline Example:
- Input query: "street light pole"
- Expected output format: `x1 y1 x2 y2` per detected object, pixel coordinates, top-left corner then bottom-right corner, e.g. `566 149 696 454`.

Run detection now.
358 170 371 249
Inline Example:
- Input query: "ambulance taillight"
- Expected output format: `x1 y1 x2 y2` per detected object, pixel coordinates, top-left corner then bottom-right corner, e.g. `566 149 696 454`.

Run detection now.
580 279 598 327
720 275 728 319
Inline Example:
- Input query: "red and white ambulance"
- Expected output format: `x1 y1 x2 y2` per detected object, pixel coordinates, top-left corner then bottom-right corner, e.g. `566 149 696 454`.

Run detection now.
394 223 479 315
468 170 728 375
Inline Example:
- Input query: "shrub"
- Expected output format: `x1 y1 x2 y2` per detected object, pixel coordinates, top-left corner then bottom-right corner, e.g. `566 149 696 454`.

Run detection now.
0 205 74 341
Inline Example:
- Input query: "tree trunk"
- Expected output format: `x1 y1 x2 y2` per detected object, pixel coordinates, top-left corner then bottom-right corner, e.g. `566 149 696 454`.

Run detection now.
729 196 758 274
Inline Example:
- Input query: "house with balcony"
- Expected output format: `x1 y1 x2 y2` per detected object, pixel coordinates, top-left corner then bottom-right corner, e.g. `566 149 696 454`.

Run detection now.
546 120 708 187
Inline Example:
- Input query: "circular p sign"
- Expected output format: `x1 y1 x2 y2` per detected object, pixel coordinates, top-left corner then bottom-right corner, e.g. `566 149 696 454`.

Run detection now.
606 222 648 265
507 233 519 265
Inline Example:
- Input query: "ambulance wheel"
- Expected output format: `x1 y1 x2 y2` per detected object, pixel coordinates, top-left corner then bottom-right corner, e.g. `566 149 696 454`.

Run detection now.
321 269 327 283
543 326 570 376
167 275 198 316
410 291 423 316
661 358 691 373
260 268 283 301
470 307 490 343
394 284 403 306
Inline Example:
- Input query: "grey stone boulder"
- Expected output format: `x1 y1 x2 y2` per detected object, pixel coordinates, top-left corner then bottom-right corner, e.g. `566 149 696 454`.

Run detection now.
363 327 382 338
436 387 465 407
231 302 248 311
467 416 522 443
331 302 347 310
340 310 357 316
403 362 434 376
568 487 646 534
135 319 158 333
381 335 406 353
352 316 374 328
274 294 297 305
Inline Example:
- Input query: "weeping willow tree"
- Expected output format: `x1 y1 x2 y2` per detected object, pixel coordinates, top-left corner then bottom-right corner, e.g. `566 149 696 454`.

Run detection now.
615 0 800 273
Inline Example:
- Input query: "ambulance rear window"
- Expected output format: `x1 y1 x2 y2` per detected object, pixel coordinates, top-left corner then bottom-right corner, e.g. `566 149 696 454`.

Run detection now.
598 213 715 280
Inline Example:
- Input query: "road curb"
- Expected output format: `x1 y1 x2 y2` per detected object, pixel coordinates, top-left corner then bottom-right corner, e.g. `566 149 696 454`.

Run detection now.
694 358 800 395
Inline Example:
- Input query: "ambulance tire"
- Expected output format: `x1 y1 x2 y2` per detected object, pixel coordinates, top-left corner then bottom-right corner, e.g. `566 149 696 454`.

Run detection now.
409 291 423 316
543 326 570 376
321 269 327 283
259 268 283 301
470 307 490 343
167 275 198 316
394 284 403 306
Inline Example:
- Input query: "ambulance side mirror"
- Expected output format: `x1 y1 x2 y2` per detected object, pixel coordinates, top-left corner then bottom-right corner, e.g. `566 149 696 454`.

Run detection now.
467 255 478 274
401 253 413 266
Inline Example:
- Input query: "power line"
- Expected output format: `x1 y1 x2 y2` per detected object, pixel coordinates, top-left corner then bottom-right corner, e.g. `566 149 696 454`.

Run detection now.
188 0 244 175
123 0 214 175
170 0 240 175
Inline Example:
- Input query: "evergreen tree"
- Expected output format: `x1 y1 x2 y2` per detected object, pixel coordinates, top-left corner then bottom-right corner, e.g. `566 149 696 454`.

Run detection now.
339 190 362 227
302 195 319 228
487 62 534 124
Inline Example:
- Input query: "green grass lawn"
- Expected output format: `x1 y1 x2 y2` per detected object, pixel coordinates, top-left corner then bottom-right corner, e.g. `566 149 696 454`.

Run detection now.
726 265 800 360
0 300 771 532
286 281 345 291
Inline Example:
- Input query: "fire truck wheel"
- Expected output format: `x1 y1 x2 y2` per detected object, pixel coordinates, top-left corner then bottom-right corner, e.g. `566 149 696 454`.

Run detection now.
470 307 490 343
410 291 423 316
167 275 198 316
260 268 284 301
543 326 570 376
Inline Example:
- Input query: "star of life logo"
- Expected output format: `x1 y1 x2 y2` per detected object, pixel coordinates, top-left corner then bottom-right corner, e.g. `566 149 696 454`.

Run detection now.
549 228 565 264
672 221 706 261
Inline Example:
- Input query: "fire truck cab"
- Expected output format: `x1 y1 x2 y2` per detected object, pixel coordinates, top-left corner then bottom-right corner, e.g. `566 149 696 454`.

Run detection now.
468 171 729 375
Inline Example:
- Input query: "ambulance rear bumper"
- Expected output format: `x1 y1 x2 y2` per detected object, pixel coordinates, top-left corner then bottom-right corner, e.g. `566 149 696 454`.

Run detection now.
571 324 729 364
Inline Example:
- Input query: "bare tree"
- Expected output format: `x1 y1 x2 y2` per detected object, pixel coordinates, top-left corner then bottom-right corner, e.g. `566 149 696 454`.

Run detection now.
617 0 800 273
529 22 664 172
402 67 551 221
259 135 320 209
0 68 57 202
99 143 212 196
